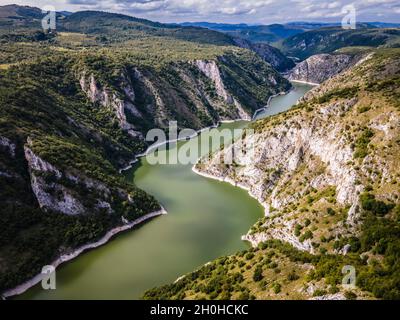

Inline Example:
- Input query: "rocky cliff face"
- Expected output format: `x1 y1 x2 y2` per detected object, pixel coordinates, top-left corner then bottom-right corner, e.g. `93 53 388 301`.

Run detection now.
286 53 359 84
146 49 400 301
23 137 128 216
196 95 364 252
79 73 144 138
196 51 400 255
194 60 251 120
78 52 289 136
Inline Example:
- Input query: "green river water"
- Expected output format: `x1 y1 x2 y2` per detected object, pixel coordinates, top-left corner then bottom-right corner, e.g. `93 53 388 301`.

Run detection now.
19 82 313 300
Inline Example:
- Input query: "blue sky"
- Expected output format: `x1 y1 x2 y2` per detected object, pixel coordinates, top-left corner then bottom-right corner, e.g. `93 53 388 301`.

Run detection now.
1 0 400 24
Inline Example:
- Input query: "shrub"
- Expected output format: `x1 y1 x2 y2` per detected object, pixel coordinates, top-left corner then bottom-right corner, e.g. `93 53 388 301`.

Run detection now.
327 208 336 216
344 291 357 300
313 289 327 297
253 265 263 282
354 128 374 159
287 270 300 281
295 224 303 237
245 252 255 260
273 283 282 294
299 230 313 242
360 193 395 216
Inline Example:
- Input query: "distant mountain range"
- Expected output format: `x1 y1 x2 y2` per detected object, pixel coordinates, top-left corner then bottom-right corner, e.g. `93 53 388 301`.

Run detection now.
179 21 400 44
278 26 400 60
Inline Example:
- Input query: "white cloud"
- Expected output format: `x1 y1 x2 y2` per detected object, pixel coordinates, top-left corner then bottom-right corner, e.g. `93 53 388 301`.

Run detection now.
1 0 399 23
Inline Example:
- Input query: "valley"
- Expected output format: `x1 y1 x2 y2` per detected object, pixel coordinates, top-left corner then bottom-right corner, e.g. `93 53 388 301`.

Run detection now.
0 4 400 301
15 83 313 300
145 49 400 300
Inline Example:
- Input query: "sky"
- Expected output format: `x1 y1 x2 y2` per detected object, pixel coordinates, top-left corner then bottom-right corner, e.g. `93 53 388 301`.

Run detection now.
1 0 400 24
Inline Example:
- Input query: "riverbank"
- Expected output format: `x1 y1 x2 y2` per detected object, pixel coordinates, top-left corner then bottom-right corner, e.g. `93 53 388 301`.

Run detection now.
289 79 320 86
119 120 251 174
192 166 269 216
252 90 289 120
2 208 167 299
191 82 317 248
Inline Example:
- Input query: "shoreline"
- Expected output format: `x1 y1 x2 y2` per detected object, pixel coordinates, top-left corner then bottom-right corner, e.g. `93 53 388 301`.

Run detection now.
288 79 320 86
191 83 309 217
190 83 317 245
2 208 167 299
252 90 288 120
118 119 251 174
192 166 269 216
192 166 269 248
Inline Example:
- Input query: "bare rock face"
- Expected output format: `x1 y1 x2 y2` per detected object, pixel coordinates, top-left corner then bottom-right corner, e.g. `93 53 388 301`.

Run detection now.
79 73 143 138
311 293 347 300
24 142 85 216
287 54 358 84
195 60 231 103
194 54 400 254
195 60 251 121
197 109 363 252
23 138 125 216
0 135 16 158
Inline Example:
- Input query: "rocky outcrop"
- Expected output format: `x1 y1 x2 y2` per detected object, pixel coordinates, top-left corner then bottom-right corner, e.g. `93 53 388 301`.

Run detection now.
194 53 400 254
287 54 359 84
196 108 363 252
79 73 143 138
79 56 287 133
194 60 251 121
24 142 85 216
23 138 137 217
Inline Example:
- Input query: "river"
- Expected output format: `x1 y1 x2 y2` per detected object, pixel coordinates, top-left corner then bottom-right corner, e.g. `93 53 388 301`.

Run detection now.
19 82 314 300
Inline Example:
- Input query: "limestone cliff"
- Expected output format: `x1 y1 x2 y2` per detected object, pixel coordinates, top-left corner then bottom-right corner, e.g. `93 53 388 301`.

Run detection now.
197 51 399 254
146 49 400 301
286 53 360 84
78 52 290 135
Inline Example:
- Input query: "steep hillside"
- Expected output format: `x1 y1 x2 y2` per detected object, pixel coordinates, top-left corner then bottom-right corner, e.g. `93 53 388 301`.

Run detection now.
0 4 69 31
233 38 295 72
144 49 400 300
58 11 235 46
60 11 294 71
0 12 290 294
286 53 361 84
279 27 400 60
0 4 44 25
0 6 295 75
